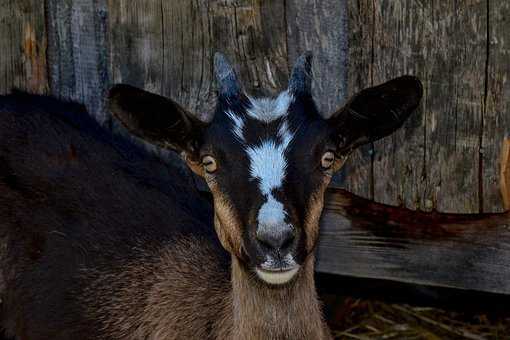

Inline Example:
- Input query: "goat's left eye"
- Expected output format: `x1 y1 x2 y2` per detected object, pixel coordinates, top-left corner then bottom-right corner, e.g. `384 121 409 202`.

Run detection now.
321 151 335 170
202 156 217 173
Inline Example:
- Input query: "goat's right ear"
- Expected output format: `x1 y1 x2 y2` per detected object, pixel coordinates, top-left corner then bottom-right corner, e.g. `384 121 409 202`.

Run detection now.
328 76 423 156
108 84 207 155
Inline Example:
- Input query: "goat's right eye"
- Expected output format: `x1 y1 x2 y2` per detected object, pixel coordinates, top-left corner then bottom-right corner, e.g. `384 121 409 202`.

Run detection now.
202 156 217 174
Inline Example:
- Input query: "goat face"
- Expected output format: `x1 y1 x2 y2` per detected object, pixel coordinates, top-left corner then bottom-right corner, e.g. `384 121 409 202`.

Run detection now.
108 52 422 286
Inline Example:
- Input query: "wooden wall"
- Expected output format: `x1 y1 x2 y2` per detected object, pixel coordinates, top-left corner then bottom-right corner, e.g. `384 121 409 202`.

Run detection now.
1 0 509 214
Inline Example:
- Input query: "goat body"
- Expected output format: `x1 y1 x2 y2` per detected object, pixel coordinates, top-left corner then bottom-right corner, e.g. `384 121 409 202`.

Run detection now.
0 93 330 339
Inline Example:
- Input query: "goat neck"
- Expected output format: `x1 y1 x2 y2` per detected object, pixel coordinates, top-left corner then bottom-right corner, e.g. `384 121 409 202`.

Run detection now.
225 256 332 340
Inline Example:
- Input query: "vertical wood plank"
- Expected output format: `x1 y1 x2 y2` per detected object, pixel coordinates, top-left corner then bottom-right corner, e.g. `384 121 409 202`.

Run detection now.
333 0 374 199
285 0 348 114
109 0 289 115
46 0 110 125
286 0 356 194
370 1 427 210
0 0 48 94
108 0 164 93
420 1 486 213
483 0 510 212
107 0 195 178
347 0 487 213
162 0 214 114
209 0 289 100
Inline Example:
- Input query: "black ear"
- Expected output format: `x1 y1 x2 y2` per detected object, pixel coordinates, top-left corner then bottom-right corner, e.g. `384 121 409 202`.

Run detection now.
108 84 206 153
329 76 423 154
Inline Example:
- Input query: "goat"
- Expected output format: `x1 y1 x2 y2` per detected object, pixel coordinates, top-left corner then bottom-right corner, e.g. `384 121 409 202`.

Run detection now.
0 52 422 339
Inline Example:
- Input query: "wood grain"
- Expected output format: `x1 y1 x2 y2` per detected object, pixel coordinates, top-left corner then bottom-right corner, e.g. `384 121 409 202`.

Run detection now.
108 0 288 115
286 0 348 115
339 1 492 214
46 0 110 125
332 0 374 199
317 188 510 295
0 0 48 94
483 0 510 213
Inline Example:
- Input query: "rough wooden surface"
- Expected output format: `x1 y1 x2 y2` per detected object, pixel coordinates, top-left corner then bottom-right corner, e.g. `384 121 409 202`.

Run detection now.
108 0 289 114
335 0 374 199
483 0 510 213
0 0 48 94
338 0 494 214
317 188 510 295
46 0 110 125
286 0 348 115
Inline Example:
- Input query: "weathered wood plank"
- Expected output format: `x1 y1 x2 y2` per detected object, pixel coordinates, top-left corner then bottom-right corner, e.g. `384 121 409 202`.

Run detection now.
342 1 489 213
108 0 165 97
483 0 510 213
0 0 48 94
107 0 201 181
285 0 348 115
330 0 374 198
317 188 510 295
161 0 214 114
370 0 427 211
208 0 289 99
108 0 289 117
46 0 110 125
376 1 486 213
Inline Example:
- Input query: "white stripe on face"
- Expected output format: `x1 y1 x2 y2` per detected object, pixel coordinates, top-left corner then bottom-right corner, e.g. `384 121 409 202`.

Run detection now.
247 90 294 123
225 109 245 142
246 121 294 195
246 120 294 230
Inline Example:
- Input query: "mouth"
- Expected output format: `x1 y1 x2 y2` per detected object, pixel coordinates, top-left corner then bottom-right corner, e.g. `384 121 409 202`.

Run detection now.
255 266 300 285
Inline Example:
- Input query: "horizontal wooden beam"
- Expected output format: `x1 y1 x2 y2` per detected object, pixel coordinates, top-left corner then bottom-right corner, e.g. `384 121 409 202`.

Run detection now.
317 188 510 295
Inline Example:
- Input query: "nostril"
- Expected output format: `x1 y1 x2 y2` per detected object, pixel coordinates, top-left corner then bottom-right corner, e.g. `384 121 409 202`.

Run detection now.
256 225 295 251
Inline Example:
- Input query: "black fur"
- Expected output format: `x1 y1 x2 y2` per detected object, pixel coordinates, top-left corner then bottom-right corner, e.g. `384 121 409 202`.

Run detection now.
0 92 225 339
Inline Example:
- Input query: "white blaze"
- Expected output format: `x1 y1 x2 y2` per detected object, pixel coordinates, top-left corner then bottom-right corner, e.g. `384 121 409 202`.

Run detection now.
246 121 294 196
243 92 299 284
247 119 294 241
247 90 294 123
225 109 245 141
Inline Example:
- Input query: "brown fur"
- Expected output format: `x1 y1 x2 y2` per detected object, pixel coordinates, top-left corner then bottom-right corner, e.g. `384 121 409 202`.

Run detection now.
79 236 232 340
229 257 331 340
304 177 332 252
75 234 331 340
209 180 244 258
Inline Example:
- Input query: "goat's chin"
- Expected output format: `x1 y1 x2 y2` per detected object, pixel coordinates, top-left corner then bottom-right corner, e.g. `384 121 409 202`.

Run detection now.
255 266 300 285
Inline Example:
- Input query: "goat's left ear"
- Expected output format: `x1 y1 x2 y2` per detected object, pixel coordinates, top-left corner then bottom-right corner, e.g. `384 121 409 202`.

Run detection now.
108 84 207 155
329 76 423 155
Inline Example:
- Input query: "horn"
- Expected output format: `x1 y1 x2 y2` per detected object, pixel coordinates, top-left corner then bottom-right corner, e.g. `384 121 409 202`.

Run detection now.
288 51 313 95
214 52 241 98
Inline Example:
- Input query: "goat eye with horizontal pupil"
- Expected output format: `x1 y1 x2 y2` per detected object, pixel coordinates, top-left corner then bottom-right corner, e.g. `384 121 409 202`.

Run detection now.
321 151 335 170
202 156 217 173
